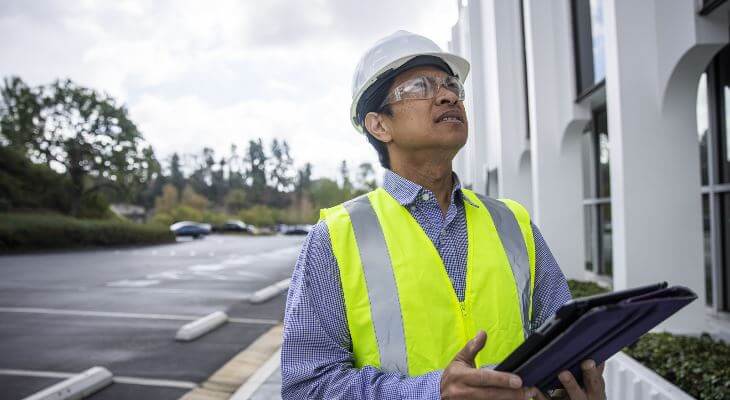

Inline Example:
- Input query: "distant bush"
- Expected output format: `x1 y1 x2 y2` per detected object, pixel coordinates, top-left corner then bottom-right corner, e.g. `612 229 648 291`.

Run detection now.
0 146 111 217
624 332 730 399
0 212 174 252
0 146 72 213
567 279 610 298
239 204 277 227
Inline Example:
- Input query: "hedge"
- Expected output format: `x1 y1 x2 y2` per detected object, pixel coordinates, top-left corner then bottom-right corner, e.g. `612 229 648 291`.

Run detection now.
567 279 610 298
568 280 730 399
624 333 730 399
0 212 174 252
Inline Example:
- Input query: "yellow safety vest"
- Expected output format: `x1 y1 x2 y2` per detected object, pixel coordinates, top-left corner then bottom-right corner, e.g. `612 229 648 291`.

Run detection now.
320 187 535 376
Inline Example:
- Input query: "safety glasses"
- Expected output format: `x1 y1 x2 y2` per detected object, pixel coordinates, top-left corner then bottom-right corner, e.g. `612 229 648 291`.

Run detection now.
380 75 465 108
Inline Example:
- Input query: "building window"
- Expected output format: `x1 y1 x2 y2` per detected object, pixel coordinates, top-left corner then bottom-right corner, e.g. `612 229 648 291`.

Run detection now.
699 44 730 312
486 167 499 197
582 107 612 276
571 0 606 98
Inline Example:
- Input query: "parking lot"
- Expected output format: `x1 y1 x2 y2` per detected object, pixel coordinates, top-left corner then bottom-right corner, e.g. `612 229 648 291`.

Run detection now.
0 234 304 399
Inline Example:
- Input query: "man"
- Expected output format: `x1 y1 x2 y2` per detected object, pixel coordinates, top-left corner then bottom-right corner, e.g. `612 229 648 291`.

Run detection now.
281 31 606 399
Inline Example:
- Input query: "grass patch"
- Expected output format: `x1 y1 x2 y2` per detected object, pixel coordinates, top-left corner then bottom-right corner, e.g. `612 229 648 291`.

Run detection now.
0 212 174 252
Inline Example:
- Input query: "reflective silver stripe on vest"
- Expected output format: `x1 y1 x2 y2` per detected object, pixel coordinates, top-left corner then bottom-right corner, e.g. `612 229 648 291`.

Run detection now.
473 193 532 339
343 195 408 374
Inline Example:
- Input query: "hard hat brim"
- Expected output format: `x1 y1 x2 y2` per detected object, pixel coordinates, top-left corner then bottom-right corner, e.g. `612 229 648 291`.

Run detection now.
349 51 470 134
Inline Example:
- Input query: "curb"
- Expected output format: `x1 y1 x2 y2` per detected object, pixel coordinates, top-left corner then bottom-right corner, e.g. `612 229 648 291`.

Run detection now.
23 366 112 400
249 279 291 304
229 347 281 400
180 324 283 400
176 311 229 341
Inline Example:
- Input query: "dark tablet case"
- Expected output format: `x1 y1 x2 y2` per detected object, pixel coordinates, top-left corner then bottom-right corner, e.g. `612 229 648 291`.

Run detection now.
506 285 696 391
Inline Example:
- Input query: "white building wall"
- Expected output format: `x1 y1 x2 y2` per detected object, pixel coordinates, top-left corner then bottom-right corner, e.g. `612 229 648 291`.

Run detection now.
452 0 730 335
522 0 589 280
603 0 728 333
450 3 477 189
480 0 533 210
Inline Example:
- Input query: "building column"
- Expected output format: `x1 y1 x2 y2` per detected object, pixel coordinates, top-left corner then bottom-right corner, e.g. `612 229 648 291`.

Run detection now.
478 0 533 209
603 0 728 332
523 0 590 280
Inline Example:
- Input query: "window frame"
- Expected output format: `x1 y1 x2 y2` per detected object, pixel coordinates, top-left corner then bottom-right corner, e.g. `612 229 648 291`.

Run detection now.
700 46 730 314
582 106 613 277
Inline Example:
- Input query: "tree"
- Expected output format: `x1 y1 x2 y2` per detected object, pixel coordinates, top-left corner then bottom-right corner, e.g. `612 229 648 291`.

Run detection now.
0 77 45 157
0 77 149 216
169 153 185 198
356 162 377 192
228 143 245 190
154 184 179 213
132 145 164 211
295 162 313 198
181 185 208 210
310 177 347 209
339 160 352 198
244 138 268 203
269 138 293 192
224 188 247 213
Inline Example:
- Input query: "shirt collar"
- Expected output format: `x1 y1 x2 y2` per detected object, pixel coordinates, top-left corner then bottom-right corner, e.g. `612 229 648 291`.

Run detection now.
381 169 479 208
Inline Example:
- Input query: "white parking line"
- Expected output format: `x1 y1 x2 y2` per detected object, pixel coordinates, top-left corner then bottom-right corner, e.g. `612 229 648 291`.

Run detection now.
113 375 197 389
0 368 197 389
0 368 74 379
0 307 278 325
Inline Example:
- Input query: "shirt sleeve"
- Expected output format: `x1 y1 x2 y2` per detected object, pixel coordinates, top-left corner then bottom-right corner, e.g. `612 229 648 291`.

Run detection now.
281 221 442 400
529 223 573 334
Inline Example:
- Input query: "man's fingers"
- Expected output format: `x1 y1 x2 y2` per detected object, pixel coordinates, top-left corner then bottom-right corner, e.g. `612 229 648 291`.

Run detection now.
581 359 605 398
462 368 523 389
558 370 587 400
454 330 487 366
532 388 550 400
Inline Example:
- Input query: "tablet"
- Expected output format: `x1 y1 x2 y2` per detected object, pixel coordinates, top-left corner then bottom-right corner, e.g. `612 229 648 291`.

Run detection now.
494 282 696 392
494 281 668 373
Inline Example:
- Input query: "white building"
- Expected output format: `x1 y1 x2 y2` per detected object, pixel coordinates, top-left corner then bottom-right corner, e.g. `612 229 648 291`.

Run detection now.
450 0 730 339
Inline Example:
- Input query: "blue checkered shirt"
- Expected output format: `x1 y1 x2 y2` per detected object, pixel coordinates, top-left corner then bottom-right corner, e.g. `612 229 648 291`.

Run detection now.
281 170 572 399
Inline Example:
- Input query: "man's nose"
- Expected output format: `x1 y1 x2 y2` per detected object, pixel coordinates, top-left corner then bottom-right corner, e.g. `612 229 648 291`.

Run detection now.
434 86 459 106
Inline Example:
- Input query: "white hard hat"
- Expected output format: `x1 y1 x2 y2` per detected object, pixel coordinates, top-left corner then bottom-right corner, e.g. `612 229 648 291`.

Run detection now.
350 30 470 134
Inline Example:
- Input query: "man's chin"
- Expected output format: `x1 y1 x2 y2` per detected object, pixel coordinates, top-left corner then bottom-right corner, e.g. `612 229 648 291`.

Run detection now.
430 126 467 144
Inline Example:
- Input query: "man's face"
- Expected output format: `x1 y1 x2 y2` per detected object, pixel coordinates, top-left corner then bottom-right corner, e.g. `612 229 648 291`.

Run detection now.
374 65 468 156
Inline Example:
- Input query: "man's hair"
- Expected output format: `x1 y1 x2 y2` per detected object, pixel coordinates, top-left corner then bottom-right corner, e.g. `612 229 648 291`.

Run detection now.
356 55 454 170
364 89 394 169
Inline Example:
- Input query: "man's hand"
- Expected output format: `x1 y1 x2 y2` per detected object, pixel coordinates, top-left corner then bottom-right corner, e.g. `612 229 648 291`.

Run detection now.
532 360 606 400
440 331 538 399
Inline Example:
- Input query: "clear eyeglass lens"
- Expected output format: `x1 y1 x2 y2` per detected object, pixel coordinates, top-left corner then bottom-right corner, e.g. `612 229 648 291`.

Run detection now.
384 75 464 106
400 77 430 100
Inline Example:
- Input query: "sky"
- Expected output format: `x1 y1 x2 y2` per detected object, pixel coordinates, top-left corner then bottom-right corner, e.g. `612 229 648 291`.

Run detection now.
0 0 460 181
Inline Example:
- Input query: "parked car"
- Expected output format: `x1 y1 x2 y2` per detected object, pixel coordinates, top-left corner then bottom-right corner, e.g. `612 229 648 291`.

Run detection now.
282 224 313 235
170 221 212 238
220 219 253 234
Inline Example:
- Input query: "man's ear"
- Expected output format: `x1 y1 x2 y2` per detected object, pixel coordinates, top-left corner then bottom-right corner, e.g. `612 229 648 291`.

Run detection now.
364 112 392 143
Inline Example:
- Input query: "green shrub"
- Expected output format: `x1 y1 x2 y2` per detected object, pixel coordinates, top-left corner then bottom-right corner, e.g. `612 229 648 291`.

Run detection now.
567 279 610 298
239 205 277 227
0 212 174 252
0 146 72 213
624 333 730 399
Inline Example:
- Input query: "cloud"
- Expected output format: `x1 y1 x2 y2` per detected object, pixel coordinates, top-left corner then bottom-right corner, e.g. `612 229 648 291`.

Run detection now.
0 0 459 179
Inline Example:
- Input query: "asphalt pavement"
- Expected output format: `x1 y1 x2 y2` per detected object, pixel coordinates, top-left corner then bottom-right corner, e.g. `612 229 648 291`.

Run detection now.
0 234 304 400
